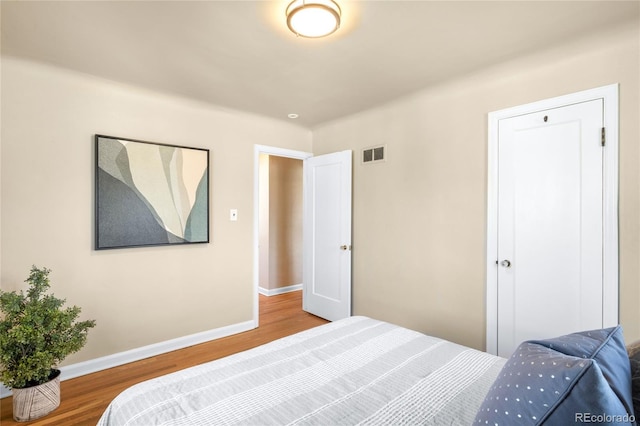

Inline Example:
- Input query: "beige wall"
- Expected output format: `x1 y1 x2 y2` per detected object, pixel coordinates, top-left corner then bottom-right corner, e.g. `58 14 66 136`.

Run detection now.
312 21 640 351
0 57 311 364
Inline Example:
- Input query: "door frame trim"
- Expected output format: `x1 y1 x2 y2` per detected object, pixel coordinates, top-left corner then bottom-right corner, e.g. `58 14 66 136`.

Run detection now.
253 145 313 328
486 84 619 355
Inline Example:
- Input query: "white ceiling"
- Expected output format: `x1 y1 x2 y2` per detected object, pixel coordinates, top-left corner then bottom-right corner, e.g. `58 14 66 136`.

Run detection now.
2 1 637 128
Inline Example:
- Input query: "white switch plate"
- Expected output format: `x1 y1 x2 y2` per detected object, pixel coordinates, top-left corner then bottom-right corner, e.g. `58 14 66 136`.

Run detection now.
230 209 238 221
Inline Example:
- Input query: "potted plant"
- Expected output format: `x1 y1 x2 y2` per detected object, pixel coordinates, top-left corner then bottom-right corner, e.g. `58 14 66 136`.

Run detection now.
0 266 96 422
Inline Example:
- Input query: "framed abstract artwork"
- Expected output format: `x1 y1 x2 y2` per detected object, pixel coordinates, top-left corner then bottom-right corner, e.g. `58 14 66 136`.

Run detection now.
95 135 209 250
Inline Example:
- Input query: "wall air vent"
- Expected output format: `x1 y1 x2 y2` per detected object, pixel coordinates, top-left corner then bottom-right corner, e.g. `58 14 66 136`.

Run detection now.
362 145 386 164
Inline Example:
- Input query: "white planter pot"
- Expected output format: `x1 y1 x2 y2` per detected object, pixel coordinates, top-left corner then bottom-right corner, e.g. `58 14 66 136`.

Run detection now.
12 369 61 422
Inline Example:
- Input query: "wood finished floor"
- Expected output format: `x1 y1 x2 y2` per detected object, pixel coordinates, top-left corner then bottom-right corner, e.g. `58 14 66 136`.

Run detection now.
0 291 328 425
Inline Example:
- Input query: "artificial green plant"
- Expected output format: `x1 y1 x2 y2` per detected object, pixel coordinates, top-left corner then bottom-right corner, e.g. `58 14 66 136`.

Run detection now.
0 266 96 389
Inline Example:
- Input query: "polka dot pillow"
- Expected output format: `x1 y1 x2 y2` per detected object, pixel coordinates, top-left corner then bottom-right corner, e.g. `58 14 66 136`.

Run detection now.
474 326 635 425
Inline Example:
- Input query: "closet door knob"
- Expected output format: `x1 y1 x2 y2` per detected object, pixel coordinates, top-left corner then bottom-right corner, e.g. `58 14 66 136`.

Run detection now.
500 260 512 268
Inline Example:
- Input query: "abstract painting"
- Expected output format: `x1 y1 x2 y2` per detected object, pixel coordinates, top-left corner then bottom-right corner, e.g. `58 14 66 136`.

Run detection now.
95 135 209 249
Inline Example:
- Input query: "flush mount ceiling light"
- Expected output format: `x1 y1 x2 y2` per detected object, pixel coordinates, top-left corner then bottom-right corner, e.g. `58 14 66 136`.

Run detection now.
286 0 341 38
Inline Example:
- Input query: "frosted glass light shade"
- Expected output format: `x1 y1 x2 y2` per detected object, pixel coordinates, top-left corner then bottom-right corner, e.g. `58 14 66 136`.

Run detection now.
286 0 341 38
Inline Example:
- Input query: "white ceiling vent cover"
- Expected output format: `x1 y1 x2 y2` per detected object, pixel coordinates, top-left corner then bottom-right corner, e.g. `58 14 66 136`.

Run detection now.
362 145 386 164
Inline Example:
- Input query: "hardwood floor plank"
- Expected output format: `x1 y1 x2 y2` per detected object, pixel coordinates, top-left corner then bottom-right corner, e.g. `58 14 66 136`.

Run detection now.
0 291 327 425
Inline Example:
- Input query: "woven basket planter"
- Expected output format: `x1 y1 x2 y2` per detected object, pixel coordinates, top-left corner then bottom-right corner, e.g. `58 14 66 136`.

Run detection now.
12 370 61 422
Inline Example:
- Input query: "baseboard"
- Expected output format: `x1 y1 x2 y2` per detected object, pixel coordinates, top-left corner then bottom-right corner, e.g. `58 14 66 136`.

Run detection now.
0 319 255 399
258 284 302 296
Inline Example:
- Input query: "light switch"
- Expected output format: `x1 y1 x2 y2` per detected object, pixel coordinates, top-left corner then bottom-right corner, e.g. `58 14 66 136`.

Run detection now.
230 209 238 221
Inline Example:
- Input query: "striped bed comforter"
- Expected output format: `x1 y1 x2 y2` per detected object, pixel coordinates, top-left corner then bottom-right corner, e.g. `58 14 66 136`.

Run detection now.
98 316 505 425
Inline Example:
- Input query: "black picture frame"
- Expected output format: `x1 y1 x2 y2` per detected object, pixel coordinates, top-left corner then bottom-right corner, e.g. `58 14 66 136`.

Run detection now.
95 134 210 250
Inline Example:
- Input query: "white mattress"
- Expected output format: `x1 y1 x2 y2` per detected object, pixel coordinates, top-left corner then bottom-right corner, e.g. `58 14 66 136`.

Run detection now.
98 316 505 425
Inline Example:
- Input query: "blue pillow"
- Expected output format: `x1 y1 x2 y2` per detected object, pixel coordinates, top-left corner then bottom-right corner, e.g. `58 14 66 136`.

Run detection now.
474 326 635 425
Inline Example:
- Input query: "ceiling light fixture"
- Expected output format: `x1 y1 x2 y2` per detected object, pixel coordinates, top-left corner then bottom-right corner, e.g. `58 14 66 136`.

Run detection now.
286 0 341 38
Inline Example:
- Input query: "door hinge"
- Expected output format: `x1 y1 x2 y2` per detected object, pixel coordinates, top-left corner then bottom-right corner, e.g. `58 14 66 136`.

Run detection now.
601 127 606 147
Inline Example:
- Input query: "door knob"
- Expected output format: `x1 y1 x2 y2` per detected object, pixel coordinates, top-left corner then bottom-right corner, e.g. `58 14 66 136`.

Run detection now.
500 260 512 268
340 245 351 251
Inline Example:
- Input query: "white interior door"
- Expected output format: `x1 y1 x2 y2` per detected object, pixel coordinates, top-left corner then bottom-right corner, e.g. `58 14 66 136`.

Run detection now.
495 100 606 357
487 85 619 357
303 150 352 321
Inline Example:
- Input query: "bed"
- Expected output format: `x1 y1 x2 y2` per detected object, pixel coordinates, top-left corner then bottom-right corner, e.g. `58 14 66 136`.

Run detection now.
98 316 637 425
98 316 504 425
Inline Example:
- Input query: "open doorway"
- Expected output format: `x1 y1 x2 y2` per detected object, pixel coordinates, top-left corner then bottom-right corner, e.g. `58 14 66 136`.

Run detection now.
253 145 312 326
258 154 303 296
